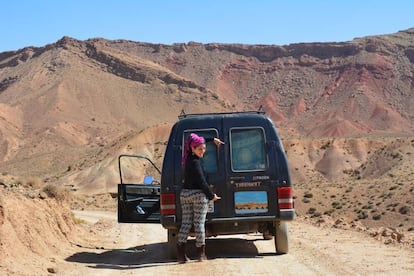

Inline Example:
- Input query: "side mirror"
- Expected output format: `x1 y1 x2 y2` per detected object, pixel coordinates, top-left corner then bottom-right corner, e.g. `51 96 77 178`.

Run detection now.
143 175 154 185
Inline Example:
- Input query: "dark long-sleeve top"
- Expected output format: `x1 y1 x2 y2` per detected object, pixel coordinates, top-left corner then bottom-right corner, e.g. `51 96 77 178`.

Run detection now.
183 153 215 200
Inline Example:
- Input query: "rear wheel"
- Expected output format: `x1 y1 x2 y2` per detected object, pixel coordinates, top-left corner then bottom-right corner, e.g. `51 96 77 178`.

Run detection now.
167 229 178 259
274 221 289 254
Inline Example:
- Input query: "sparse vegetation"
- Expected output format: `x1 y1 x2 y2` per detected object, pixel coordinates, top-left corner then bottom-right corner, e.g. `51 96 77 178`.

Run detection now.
71 213 86 224
302 197 311 203
345 187 353 193
357 211 368 220
304 191 313 198
25 177 43 189
320 140 331 150
307 207 316 214
41 184 68 201
1 35 414 273
332 201 343 209
399 206 410 215
372 214 381 220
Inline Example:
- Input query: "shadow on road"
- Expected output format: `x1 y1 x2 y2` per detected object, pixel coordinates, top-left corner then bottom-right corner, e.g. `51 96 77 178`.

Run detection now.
66 237 275 270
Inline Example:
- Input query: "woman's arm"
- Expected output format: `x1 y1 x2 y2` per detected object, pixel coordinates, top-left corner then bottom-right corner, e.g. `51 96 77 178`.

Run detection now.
205 137 224 146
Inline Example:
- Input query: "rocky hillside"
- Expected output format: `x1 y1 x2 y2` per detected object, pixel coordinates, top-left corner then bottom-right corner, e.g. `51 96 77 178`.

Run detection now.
1 27 414 246
104 28 414 136
0 28 414 190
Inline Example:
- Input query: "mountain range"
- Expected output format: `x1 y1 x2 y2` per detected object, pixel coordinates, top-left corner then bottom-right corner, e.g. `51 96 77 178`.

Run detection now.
1 28 414 194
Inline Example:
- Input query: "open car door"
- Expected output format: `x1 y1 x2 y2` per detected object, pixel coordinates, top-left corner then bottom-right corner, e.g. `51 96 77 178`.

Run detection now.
117 154 161 223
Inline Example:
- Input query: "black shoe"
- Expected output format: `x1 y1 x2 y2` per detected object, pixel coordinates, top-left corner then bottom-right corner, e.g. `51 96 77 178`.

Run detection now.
196 245 207 262
177 243 189 263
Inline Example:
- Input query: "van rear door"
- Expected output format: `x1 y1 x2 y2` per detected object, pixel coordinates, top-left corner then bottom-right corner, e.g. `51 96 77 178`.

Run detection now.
117 155 161 223
223 117 275 217
182 129 225 217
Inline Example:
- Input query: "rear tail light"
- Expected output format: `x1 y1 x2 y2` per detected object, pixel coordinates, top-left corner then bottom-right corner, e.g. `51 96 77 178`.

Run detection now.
161 192 176 215
277 187 293 209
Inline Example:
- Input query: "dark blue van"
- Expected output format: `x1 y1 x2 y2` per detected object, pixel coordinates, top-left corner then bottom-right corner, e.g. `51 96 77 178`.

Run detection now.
118 111 295 257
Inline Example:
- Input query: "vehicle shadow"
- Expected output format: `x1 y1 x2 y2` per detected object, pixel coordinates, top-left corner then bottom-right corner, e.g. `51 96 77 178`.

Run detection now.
65 237 274 270
66 241 172 270
202 237 260 259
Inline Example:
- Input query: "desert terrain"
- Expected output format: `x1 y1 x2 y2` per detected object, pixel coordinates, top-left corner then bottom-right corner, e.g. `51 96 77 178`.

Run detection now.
0 186 413 275
1 28 414 274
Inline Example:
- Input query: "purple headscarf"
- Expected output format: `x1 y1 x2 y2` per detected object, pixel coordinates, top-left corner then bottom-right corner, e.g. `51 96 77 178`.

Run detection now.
181 133 205 167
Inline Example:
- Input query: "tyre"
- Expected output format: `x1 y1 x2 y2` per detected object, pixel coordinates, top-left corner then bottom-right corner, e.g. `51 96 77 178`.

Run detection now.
274 221 289 254
167 229 178 259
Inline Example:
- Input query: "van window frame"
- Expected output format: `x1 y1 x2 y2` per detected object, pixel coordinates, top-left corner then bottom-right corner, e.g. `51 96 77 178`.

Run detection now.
229 126 268 172
182 128 220 173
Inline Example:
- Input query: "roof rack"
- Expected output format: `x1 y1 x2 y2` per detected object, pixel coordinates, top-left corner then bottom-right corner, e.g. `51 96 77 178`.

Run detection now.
178 106 265 119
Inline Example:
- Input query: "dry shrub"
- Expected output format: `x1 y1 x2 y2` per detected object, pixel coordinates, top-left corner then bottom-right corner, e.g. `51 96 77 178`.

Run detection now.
399 205 410 215
41 184 69 201
372 214 382 220
304 191 313 198
71 213 86 224
25 177 44 189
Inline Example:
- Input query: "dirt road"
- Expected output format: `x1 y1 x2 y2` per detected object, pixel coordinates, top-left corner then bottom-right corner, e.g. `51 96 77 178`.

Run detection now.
61 210 414 275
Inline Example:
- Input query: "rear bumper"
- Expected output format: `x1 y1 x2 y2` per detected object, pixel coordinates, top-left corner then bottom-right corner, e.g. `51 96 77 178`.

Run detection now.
161 209 295 229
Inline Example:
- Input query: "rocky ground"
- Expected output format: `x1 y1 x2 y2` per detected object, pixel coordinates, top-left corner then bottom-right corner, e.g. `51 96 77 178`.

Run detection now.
1 171 413 275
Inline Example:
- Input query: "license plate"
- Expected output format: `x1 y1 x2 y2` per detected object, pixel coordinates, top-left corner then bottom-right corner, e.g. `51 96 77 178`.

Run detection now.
208 200 214 213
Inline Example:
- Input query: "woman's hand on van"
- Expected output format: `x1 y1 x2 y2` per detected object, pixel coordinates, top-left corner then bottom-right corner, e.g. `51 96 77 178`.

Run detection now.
212 194 221 201
213 138 224 146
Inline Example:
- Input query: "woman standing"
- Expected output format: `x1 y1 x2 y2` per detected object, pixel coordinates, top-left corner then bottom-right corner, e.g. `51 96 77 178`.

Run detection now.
177 133 223 263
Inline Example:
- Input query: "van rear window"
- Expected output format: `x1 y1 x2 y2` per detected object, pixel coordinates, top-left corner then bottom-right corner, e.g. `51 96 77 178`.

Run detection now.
183 130 218 173
230 128 266 171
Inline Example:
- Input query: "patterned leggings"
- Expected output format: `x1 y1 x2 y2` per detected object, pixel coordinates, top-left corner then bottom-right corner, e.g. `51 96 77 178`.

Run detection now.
178 189 209 247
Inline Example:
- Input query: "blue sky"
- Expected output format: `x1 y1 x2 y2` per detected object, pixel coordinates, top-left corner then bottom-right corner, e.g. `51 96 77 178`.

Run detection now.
1 0 414 52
